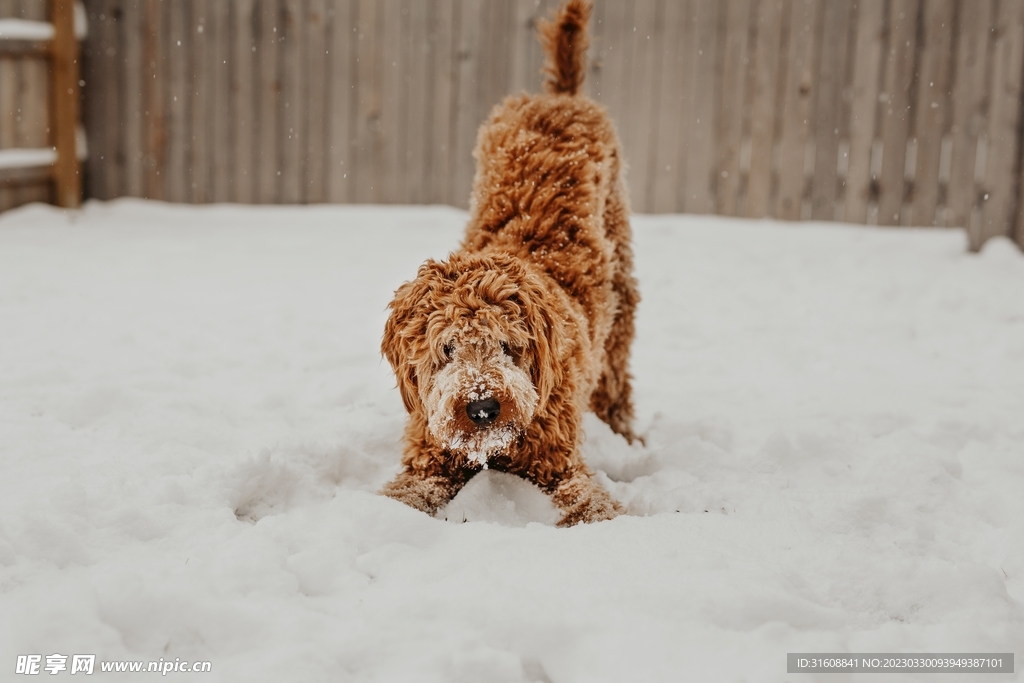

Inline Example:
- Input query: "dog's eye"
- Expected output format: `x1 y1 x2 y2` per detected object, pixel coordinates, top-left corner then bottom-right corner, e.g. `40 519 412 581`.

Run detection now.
500 342 519 362
442 342 455 360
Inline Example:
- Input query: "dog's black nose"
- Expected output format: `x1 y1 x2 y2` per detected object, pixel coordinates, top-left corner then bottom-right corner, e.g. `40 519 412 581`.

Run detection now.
466 397 500 426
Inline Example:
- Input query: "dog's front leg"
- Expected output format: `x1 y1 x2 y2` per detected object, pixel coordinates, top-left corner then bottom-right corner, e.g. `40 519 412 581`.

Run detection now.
550 469 623 527
380 468 469 516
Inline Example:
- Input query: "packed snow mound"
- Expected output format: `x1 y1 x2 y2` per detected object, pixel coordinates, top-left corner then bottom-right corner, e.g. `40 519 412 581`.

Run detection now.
0 200 1022 682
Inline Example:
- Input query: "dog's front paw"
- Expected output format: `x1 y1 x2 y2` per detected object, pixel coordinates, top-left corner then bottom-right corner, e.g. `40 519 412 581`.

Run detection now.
551 471 624 527
380 471 461 516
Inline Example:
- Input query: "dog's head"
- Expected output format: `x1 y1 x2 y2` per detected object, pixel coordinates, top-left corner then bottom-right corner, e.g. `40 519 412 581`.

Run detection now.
383 253 571 465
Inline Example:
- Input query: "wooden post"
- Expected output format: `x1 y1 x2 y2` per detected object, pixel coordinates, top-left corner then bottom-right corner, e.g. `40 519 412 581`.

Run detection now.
51 0 81 208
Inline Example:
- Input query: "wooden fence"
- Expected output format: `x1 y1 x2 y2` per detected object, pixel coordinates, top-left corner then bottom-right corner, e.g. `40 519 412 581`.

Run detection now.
71 1 1024 249
0 0 82 209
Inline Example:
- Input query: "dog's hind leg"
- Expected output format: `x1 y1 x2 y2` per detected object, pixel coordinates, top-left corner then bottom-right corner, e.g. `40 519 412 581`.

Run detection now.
590 191 641 443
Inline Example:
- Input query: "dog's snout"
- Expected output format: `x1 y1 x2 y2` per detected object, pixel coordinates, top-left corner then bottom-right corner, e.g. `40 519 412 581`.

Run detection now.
466 397 501 426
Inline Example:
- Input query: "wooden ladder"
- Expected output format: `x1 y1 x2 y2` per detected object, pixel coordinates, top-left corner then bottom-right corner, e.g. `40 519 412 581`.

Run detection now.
0 0 82 208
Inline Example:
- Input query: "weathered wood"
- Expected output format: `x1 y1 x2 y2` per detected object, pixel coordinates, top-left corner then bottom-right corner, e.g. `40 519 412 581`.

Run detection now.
775 0 819 220
51 0 80 206
592 0 630 184
121 0 144 198
681 0 719 214
649 0 687 213
141 0 164 199
0 0 19 210
256 0 281 203
208 0 232 203
810 0 850 220
279 0 304 203
451 0 482 208
843 0 884 223
16 0 50 205
0 163 52 184
625 0 660 213
190 0 210 203
232 0 256 202
326 0 354 203
947 0 992 236
877 0 918 226
378 0 401 203
0 38 50 54
403 0 429 204
977 0 1024 249
716 0 751 216
425 0 455 205
82 0 110 199
745 0 783 218
352 0 381 202
30 0 1016 243
165 0 190 202
910 0 954 227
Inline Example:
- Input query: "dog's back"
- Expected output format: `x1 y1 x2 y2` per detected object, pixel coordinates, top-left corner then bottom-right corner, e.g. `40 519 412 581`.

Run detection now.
462 0 639 440
462 0 631 326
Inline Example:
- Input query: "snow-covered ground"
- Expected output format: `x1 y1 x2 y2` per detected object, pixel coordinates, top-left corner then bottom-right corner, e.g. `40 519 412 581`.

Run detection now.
1 199 1022 682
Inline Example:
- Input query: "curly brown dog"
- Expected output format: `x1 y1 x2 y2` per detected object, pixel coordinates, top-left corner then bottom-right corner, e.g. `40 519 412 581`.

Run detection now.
380 0 639 527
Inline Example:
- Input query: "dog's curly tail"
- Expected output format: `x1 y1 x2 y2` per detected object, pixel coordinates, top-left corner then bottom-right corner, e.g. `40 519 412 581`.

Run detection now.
538 0 592 96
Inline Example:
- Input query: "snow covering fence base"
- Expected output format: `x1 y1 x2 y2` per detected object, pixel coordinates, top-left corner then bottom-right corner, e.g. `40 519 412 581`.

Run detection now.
77 0 1024 250
0 0 84 212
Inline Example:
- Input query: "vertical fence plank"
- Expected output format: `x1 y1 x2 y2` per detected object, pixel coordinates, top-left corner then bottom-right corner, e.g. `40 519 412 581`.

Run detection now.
208 0 232 202
404 0 430 204
303 0 328 203
716 0 751 216
83 0 113 200
593 0 631 180
379 0 402 203
165 0 190 202
353 0 381 202
910 0 954 227
190 0 210 203
17 0 51 204
775 0 819 220
877 0 918 226
506 0 537 95
977 0 1024 248
810 0 851 220
650 0 688 213
426 0 455 204
326 0 354 202
279 0 303 203
745 0 783 218
51 0 81 206
142 0 164 199
451 0 482 209
844 0 884 223
256 0 281 203
947 0 992 235
232 0 256 202
624 0 660 213
682 0 720 214
480 0 511 117
0 0 16 210
121 0 144 197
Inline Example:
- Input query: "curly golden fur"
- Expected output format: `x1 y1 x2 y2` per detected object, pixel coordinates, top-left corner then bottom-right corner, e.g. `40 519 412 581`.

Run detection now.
380 0 639 526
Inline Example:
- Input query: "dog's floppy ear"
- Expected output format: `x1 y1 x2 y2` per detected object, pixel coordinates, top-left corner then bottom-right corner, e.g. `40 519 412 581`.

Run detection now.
514 271 573 410
382 262 440 413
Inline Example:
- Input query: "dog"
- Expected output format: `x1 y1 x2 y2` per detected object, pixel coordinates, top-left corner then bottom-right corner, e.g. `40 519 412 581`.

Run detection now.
380 0 639 527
